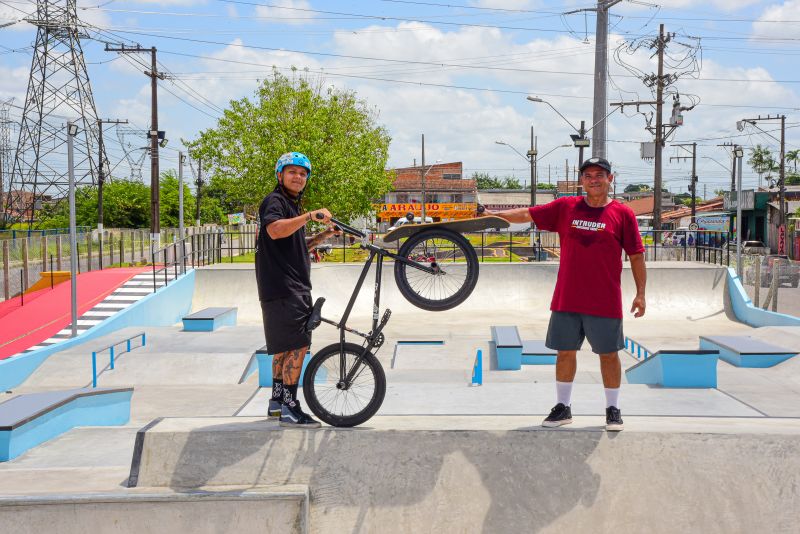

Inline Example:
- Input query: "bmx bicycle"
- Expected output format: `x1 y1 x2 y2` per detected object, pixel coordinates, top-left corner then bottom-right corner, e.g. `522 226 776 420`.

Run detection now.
302 210 507 427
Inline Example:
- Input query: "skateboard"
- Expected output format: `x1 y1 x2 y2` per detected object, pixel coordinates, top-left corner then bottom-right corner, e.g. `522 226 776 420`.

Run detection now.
382 215 509 242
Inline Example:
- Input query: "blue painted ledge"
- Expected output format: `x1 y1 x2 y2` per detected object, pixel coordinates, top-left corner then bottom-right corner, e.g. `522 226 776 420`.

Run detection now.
625 350 720 388
0 270 196 391
0 388 132 461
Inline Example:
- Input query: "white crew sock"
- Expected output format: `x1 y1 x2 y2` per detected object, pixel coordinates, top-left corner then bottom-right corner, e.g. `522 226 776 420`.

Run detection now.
556 381 573 406
604 388 620 409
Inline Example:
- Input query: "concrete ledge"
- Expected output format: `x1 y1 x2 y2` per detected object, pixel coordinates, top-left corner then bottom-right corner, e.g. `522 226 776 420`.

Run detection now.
521 340 556 365
625 351 719 388
0 388 132 462
182 307 237 332
700 335 797 368
126 416 800 533
491 326 522 370
0 486 308 534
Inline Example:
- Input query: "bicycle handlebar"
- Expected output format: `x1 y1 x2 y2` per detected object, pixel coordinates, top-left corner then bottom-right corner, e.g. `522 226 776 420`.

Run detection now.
314 212 366 239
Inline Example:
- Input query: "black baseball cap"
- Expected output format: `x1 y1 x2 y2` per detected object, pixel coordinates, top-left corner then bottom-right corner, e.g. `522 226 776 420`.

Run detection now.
579 157 612 174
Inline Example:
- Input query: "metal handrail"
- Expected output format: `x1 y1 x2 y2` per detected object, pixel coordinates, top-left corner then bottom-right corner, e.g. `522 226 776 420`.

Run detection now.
91 331 146 388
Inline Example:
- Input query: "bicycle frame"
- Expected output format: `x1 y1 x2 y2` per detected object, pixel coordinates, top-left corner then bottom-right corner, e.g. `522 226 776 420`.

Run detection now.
317 224 444 387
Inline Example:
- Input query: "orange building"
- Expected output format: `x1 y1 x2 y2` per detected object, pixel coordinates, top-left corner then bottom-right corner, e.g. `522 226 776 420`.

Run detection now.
378 162 478 224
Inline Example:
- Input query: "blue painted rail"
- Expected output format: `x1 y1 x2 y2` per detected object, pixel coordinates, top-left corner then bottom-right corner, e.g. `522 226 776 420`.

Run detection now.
92 332 146 388
624 336 652 361
471 349 483 386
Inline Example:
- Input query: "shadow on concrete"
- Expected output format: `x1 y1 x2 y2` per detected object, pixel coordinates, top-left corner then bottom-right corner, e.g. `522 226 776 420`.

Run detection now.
164 420 603 533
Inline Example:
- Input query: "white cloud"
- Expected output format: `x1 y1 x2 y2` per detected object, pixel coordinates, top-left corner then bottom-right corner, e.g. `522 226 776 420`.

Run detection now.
255 0 315 25
752 0 800 40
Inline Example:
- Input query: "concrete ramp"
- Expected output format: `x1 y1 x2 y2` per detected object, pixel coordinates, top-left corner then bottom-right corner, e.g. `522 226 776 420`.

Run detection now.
128 416 800 533
0 487 308 534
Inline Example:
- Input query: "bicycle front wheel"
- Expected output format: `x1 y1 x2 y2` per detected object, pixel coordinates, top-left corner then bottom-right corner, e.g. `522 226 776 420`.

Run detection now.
394 229 479 311
302 342 386 427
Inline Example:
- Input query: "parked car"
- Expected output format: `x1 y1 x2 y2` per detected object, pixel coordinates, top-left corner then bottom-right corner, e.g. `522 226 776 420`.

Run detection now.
741 240 770 254
747 254 800 288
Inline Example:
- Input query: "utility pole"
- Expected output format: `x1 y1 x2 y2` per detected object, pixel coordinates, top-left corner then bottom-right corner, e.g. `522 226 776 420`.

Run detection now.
195 157 202 226
670 142 698 223
565 1 622 160
420 134 426 222
718 142 737 238
105 44 166 247
738 114 788 253
652 24 668 232
178 152 185 242
97 118 127 269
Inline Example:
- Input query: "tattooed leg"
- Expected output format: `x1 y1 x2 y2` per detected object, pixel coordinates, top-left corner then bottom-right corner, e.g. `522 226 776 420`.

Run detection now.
282 346 308 406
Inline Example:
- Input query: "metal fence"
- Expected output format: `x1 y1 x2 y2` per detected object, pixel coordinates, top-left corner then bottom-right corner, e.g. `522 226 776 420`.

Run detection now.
0 224 257 302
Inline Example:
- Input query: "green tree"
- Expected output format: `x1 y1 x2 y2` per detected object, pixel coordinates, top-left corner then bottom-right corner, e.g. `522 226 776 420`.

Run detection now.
502 176 522 189
748 145 778 187
472 172 503 190
536 183 556 190
624 183 651 193
786 149 799 173
185 70 392 222
37 179 151 229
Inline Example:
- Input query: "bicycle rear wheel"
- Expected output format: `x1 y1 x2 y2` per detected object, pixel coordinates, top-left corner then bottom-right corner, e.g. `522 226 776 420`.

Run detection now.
394 229 479 311
302 342 386 427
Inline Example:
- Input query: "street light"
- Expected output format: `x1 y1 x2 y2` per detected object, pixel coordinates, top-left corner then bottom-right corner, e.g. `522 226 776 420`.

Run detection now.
66 121 78 337
527 96 620 167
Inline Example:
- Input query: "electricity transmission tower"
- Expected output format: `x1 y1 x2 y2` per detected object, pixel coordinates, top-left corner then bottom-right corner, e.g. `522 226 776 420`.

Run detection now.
116 126 148 182
0 100 14 204
3 0 105 226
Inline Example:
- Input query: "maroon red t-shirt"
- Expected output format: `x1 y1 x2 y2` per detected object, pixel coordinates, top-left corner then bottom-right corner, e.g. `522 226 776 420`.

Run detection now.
529 196 644 319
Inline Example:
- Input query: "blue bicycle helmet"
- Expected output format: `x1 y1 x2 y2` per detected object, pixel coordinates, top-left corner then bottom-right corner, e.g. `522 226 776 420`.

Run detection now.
275 152 312 180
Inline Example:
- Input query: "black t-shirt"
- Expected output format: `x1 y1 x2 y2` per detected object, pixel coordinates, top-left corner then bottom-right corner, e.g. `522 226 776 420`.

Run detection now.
255 186 311 301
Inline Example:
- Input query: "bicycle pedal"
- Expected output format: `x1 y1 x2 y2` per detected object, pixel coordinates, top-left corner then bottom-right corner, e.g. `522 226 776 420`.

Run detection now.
378 308 392 328
305 297 326 332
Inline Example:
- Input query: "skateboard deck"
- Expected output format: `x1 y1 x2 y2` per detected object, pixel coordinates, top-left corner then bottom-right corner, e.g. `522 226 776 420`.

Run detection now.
382 215 509 242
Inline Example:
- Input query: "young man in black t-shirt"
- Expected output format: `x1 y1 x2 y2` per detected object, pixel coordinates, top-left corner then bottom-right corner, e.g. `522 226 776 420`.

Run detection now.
256 152 339 428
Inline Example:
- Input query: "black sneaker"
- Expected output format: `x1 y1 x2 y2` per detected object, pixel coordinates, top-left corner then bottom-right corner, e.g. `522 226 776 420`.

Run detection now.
542 403 572 428
606 406 624 432
279 400 321 429
268 398 282 418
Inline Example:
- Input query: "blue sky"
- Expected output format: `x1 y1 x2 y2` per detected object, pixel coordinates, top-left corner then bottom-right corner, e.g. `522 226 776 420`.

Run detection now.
2 0 800 196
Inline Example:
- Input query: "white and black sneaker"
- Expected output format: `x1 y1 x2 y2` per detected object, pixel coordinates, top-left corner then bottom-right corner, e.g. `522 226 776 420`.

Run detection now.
542 403 573 428
279 400 321 429
606 406 624 432
268 398 282 418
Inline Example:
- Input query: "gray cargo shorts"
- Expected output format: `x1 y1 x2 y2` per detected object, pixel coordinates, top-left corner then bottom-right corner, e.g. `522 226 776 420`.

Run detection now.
545 311 624 355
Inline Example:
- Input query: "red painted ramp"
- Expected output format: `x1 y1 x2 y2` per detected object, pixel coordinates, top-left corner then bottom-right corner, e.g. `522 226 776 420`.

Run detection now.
0 267 151 360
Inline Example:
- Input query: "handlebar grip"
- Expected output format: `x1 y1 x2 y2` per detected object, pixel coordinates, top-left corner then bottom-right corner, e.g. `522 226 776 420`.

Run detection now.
477 204 486 214
331 217 365 239
315 213 324 220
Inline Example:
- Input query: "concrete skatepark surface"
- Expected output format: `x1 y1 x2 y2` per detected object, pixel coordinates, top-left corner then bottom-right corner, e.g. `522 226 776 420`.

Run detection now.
2 262 800 532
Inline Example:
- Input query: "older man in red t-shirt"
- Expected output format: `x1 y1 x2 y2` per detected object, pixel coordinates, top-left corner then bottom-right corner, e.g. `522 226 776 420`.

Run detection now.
487 157 646 431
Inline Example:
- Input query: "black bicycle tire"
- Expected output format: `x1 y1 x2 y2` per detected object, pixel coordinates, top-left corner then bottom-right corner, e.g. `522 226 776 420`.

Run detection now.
394 229 479 311
302 342 386 427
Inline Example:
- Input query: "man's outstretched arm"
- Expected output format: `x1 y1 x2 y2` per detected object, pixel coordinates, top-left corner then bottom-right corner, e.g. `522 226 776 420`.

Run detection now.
629 253 646 317
486 207 532 224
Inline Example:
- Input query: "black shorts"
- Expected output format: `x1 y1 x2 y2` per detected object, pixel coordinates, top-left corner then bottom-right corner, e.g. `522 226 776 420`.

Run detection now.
260 294 312 354
545 311 624 355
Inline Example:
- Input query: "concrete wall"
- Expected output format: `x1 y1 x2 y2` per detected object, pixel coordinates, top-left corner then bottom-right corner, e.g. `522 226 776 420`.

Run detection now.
0 487 308 534
130 418 800 534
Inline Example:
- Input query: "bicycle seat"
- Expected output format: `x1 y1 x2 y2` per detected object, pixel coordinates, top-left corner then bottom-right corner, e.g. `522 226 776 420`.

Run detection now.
305 297 326 332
